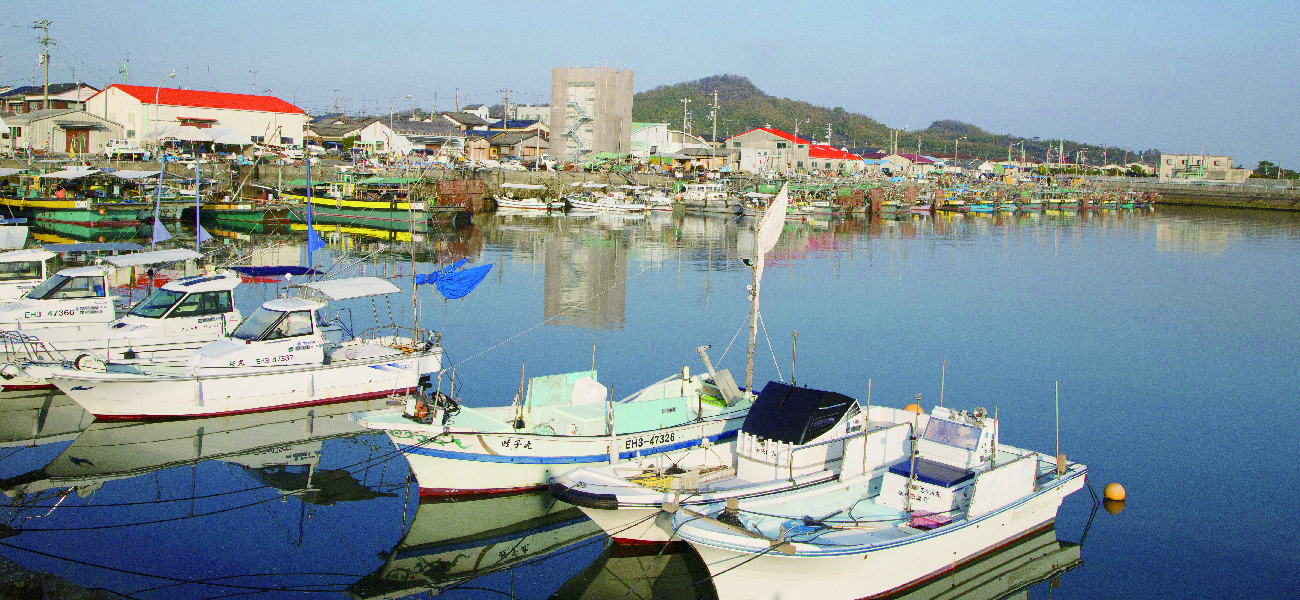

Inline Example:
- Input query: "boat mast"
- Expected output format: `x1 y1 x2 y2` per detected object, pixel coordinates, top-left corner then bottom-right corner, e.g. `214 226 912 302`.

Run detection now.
745 185 788 394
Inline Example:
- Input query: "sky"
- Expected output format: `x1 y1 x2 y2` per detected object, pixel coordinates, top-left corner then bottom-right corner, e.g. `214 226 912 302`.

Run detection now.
4 0 1297 168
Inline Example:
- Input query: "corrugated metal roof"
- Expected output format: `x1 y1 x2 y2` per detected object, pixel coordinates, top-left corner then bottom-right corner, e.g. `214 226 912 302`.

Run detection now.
102 84 304 115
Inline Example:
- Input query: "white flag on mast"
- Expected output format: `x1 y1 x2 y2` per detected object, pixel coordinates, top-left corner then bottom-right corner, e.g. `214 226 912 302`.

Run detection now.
752 184 788 260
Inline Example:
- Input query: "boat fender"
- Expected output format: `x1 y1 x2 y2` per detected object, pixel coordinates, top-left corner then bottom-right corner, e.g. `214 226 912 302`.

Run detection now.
0 364 19 380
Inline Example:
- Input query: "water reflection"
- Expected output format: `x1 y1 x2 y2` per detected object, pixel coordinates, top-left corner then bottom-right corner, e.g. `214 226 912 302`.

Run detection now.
350 492 602 598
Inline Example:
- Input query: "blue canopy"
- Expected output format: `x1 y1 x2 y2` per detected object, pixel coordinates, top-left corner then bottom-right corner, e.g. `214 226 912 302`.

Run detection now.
415 258 492 299
230 266 324 277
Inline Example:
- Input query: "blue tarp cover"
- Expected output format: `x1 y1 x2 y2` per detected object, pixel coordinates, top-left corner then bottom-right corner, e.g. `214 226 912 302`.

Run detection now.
415 258 492 299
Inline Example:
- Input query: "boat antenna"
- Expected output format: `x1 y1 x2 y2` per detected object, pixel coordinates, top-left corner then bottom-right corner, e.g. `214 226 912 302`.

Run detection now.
939 359 946 407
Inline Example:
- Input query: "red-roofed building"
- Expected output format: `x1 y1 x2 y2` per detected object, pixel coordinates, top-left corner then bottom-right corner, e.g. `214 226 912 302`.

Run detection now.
85 84 307 148
808 144 866 173
725 127 814 173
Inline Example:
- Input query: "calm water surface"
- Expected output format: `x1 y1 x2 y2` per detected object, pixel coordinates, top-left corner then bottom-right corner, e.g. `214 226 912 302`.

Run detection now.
1 205 1297 599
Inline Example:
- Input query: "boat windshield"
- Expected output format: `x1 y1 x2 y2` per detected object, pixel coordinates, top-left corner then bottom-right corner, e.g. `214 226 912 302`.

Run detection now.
24 274 106 300
923 419 981 450
231 307 314 341
0 261 42 281
128 289 186 318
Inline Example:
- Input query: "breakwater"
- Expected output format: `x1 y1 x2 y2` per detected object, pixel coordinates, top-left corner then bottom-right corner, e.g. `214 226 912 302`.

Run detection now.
1093 178 1300 211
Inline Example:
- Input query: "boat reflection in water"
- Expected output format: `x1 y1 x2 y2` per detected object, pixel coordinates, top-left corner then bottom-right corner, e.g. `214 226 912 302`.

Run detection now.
348 491 603 599
553 540 719 600
0 389 93 448
1 398 397 499
876 525 1082 600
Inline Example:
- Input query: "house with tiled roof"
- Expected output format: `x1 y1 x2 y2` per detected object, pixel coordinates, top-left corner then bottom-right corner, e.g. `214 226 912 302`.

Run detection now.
357 119 465 158
1 83 99 114
461 104 490 121
725 127 813 174
487 131 549 160
84 84 307 148
488 119 548 134
440 111 490 131
305 116 376 144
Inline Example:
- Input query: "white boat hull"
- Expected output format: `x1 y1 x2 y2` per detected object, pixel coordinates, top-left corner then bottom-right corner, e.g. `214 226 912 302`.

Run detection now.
688 475 1085 600
50 350 439 420
4 332 230 390
377 417 746 496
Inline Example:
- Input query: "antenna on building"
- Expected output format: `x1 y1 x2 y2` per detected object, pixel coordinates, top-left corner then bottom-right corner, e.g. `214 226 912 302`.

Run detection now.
119 53 129 84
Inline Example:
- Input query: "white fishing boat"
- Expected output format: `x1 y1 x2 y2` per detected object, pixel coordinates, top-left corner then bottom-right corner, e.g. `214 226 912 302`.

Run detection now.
4 271 245 390
0 248 207 370
566 194 648 213
494 183 564 211
353 364 753 496
46 276 444 420
551 381 913 544
669 404 1089 600
0 248 60 300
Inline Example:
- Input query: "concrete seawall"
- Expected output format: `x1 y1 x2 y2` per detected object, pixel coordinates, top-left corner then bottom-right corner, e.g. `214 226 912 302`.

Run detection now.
1093 178 1300 211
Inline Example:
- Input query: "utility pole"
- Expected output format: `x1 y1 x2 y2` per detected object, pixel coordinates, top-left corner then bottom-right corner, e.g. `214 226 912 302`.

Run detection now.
119 54 130 84
33 20 54 110
710 90 719 146
249 70 258 95
681 98 691 135
825 123 832 143
499 88 514 123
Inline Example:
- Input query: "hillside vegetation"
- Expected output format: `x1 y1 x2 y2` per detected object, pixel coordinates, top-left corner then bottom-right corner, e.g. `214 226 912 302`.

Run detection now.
632 75 1158 165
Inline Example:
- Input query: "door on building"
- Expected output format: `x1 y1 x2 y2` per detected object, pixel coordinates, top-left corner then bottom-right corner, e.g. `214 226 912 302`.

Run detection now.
65 129 90 154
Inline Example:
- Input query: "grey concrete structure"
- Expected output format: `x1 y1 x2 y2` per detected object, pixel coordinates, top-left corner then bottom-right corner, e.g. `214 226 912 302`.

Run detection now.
549 67 633 162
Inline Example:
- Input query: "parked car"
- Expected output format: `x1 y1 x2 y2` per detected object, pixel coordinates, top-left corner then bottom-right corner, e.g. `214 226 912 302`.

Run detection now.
104 139 150 160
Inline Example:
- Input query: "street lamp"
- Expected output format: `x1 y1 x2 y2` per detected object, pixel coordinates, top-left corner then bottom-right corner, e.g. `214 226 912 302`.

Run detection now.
955 135 968 160
389 94 412 156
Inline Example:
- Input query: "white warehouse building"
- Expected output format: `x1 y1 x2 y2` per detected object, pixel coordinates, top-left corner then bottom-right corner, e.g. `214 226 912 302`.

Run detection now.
84 84 307 147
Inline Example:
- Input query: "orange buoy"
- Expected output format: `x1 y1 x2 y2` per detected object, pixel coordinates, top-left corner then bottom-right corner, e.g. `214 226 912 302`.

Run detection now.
903 403 924 414
1103 498 1125 515
1104 482 1126 501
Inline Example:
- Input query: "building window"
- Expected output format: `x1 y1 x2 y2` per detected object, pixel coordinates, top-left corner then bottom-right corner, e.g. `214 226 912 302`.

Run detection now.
8 127 19 138
1214 160 1221 166
732 142 741 148
797 145 805 149
776 142 787 149
280 137 292 145
797 161 803 168
1166 159 1171 165
125 130 134 139
251 135 264 143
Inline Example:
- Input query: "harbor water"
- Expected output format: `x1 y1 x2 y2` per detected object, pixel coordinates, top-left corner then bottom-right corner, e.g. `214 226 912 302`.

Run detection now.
0 204 1297 599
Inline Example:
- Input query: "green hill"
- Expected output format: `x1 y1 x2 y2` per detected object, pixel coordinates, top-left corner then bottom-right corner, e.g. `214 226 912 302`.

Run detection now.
632 75 1158 166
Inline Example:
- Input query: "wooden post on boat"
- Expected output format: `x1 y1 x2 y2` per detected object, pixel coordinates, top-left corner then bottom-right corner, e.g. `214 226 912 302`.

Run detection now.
791 330 798 387
1055 381 1066 475
511 361 526 429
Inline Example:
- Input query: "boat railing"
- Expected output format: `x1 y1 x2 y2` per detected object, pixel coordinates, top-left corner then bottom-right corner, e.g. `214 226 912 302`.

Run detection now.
0 330 68 364
783 421 913 482
351 324 439 353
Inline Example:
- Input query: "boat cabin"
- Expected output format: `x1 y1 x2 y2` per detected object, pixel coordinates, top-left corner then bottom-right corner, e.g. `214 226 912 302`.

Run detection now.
877 406 998 516
186 277 425 374
733 381 864 481
0 265 114 327
108 272 243 341
0 247 206 328
0 248 59 300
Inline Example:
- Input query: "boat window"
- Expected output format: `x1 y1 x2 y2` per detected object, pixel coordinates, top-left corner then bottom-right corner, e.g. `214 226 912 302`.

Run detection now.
167 291 232 318
128 288 185 318
24 275 105 300
0 261 42 281
922 419 981 450
269 311 313 339
231 308 283 341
